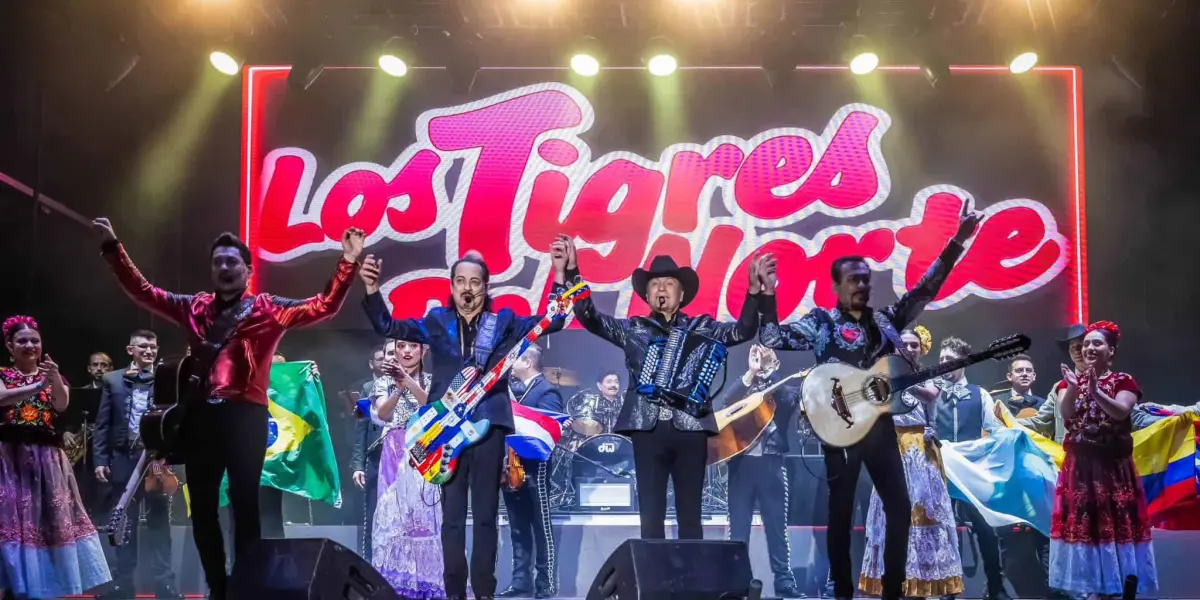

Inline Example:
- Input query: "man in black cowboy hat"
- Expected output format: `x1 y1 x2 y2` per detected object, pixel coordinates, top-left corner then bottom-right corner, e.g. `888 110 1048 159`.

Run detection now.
1017 323 1086 443
552 234 775 540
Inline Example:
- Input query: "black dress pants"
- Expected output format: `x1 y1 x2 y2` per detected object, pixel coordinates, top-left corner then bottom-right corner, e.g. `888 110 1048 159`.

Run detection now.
442 428 506 598
727 454 797 590
182 400 269 599
953 499 1005 592
360 452 380 561
259 486 285 538
501 459 556 593
629 420 709 540
823 416 910 600
105 449 175 591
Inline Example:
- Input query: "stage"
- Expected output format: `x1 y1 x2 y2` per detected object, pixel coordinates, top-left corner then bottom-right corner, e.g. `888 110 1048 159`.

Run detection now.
102 517 1200 598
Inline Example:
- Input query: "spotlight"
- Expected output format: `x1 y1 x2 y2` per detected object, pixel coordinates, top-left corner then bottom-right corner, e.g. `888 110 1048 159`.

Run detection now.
1009 51 1038 74
209 51 242 76
569 36 603 77
849 52 879 75
379 54 408 77
643 37 678 77
571 54 600 76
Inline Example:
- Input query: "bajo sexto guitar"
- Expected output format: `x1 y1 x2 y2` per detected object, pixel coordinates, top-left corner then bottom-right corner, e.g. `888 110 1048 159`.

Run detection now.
802 334 1030 447
405 282 590 485
107 450 150 547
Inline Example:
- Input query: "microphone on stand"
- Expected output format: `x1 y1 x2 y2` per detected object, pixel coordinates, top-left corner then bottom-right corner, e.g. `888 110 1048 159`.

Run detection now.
1122 575 1138 600
747 579 763 600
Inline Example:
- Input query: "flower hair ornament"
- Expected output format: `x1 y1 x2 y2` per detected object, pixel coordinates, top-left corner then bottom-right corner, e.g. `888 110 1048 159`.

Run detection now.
1085 320 1121 348
913 325 933 356
2 316 39 341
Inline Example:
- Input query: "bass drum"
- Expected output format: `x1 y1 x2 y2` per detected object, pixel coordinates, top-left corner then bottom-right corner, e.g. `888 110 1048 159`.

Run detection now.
572 434 635 481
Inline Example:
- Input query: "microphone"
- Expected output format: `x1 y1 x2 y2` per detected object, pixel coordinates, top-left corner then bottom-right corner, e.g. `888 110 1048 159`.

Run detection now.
462 292 475 304
1122 575 1138 600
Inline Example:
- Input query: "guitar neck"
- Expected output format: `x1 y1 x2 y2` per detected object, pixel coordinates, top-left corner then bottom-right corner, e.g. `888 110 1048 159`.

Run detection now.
892 351 998 390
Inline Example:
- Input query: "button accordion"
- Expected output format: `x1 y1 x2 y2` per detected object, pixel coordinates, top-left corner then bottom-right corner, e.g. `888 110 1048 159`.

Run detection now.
636 328 728 418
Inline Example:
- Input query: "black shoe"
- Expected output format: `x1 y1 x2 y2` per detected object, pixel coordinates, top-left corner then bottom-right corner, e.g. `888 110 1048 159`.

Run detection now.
496 588 531 598
155 584 184 599
775 583 803 599
534 588 555 599
97 585 135 600
983 589 1013 600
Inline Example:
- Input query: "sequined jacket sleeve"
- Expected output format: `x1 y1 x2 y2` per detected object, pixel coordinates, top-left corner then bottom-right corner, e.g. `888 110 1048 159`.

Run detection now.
696 293 762 346
880 240 965 331
757 300 820 352
361 291 430 343
268 258 358 328
562 269 630 348
101 241 194 325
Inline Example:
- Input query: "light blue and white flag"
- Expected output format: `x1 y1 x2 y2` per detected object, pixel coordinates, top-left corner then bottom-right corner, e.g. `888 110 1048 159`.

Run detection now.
942 428 1059 536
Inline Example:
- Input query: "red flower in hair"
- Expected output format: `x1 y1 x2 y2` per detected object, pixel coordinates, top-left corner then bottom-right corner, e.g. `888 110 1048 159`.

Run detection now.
2 315 38 340
1086 320 1121 347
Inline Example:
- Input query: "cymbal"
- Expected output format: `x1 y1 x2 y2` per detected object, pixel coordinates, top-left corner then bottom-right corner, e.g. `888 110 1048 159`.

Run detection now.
571 417 605 436
544 367 579 386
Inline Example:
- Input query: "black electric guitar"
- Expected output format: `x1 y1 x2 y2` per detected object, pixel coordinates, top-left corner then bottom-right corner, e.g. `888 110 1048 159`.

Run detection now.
140 299 254 462
107 450 150 546
802 334 1030 447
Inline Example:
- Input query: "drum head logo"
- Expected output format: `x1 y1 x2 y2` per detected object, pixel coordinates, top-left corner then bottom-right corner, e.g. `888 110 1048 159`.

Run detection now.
599 442 617 453
267 418 279 446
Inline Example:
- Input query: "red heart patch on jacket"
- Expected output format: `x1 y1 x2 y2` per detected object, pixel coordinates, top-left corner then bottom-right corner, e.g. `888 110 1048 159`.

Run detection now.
839 325 861 343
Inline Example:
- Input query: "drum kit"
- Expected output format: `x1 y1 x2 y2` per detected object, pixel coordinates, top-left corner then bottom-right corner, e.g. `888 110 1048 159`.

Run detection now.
547 380 729 513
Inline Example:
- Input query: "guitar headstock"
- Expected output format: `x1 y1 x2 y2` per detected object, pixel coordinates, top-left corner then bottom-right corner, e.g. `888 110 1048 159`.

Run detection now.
987 334 1032 361
549 282 591 317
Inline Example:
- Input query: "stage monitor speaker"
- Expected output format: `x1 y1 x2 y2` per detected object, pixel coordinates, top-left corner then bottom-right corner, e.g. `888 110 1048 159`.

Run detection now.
229 538 398 600
585 539 753 600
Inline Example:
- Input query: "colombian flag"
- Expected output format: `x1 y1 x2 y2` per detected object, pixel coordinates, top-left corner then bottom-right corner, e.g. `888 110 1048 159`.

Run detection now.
1133 411 1200 530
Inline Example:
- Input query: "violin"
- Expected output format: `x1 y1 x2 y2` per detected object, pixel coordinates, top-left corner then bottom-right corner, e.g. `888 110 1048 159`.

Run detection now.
501 446 526 492
144 459 180 496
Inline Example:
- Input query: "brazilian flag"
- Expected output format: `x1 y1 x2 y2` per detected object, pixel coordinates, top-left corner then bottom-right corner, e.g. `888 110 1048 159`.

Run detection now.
217 361 341 506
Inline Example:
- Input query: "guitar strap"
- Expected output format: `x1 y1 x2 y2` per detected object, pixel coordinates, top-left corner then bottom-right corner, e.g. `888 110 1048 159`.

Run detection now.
871 311 906 362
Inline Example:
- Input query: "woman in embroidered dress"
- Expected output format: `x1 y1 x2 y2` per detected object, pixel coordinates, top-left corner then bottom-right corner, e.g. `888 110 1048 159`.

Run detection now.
860 326 964 600
0 316 111 599
1050 321 1157 600
371 339 444 600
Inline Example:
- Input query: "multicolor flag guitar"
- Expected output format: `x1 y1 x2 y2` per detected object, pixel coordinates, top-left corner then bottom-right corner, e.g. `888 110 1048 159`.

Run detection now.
404 282 590 484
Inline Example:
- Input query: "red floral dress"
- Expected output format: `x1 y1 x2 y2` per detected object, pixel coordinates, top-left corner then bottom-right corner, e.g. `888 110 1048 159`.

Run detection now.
1048 371 1158 595
0 367 59 444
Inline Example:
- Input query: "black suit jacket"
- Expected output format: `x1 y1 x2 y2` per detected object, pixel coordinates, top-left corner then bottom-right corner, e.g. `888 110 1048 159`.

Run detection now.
350 378 385 473
93 367 155 469
514 375 564 413
716 372 800 455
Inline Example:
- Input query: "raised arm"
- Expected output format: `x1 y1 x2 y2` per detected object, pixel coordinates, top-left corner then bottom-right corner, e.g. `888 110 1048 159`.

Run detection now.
755 255 819 352
358 255 430 343
273 228 364 328
703 293 763 347
552 236 630 348
94 218 193 324
882 208 980 331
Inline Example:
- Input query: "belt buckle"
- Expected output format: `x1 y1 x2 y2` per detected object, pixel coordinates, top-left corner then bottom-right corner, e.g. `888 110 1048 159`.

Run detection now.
207 398 226 405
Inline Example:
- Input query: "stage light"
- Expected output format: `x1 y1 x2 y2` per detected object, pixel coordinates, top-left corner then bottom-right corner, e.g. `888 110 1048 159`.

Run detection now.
209 51 241 76
571 54 600 76
648 54 677 76
1010 51 1038 74
849 52 878 75
378 54 408 77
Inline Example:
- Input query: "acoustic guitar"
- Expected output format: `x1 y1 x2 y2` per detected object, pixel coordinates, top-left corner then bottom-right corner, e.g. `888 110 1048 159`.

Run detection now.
803 334 1030 447
706 369 810 465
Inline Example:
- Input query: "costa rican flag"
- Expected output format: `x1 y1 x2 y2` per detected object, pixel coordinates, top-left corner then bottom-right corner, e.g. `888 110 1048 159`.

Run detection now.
507 401 570 461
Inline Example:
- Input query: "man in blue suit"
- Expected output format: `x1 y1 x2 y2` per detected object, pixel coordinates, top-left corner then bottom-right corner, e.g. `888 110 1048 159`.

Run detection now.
358 247 572 600
499 345 564 599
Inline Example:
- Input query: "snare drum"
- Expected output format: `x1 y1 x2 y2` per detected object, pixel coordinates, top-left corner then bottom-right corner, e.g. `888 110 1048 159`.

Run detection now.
572 434 635 481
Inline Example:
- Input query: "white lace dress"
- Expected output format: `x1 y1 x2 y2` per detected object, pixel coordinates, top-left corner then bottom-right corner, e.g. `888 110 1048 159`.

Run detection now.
369 373 444 599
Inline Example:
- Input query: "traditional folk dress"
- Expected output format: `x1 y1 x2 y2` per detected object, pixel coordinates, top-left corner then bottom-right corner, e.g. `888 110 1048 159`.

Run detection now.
1049 371 1158 596
0 367 111 598
859 392 964 597
370 372 445 600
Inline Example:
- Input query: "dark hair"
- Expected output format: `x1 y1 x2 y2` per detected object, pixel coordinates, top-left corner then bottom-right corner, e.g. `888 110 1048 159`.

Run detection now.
597 370 621 385
211 232 252 266
520 345 544 372
940 336 971 357
447 254 493 311
830 256 868 283
1008 354 1033 372
129 329 157 342
273 351 286 361
371 344 386 357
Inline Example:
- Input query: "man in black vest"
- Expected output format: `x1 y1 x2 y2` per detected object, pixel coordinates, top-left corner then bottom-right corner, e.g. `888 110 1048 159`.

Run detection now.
991 354 1046 416
717 344 802 598
498 345 564 599
351 344 387 560
554 235 770 540
94 329 182 600
933 337 1010 600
